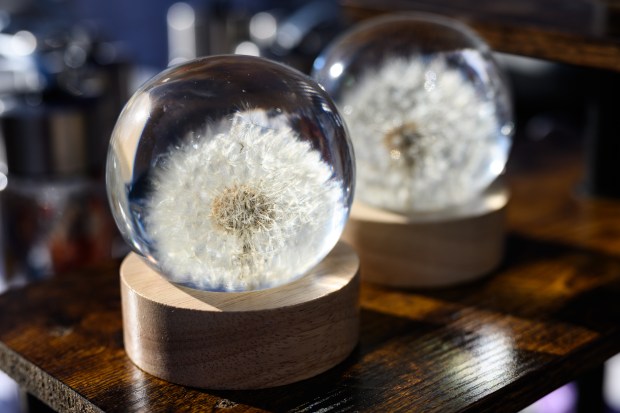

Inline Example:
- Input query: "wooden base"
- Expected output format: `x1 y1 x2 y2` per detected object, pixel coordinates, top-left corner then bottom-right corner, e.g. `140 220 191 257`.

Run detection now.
120 242 360 390
341 184 509 288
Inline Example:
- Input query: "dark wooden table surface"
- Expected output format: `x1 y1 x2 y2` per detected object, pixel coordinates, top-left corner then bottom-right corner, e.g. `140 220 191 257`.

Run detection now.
0 135 619 412
343 0 620 73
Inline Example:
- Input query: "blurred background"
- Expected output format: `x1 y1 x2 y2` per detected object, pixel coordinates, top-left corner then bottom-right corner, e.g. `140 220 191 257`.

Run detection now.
0 0 350 292
0 0 613 412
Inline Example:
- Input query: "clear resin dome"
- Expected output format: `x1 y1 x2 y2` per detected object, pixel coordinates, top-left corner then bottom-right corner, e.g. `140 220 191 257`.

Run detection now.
312 13 513 212
106 55 354 292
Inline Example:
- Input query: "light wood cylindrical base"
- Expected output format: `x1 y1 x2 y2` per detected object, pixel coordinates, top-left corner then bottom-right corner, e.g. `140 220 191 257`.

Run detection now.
341 184 508 288
120 242 360 390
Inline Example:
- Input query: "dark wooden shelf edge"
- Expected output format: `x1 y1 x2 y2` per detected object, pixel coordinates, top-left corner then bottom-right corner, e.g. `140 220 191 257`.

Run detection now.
471 331 620 412
0 341 103 413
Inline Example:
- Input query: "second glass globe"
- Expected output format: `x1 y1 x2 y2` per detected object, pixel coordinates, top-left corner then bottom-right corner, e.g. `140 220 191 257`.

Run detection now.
106 55 354 292
313 13 513 212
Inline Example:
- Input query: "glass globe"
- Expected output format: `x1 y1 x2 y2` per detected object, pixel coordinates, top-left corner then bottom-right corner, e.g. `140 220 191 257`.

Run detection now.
106 55 354 292
312 13 513 212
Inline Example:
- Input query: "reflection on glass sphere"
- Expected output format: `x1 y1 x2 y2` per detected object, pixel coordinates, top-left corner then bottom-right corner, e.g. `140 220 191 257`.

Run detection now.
313 13 513 212
106 55 354 292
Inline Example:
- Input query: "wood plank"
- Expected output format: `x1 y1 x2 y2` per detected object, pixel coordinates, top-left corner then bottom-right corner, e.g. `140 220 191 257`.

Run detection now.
343 0 620 72
0 137 620 411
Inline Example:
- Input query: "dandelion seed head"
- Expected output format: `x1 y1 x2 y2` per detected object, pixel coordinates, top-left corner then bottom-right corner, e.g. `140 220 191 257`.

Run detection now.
340 53 510 212
144 112 347 291
211 183 276 235
383 122 425 168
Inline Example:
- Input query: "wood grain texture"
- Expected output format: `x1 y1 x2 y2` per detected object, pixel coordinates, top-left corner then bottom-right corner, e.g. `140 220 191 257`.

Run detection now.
343 0 620 72
341 184 507 287
1 136 620 412
120 242 360 389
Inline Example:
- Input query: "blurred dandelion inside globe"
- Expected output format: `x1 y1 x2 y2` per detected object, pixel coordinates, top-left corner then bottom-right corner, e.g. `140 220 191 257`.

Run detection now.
106 55 354 292
313 13 513 213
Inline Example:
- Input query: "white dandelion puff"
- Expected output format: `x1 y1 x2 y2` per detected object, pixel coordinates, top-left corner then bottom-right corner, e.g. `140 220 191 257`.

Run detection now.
341 51 509 212
145 111 345 291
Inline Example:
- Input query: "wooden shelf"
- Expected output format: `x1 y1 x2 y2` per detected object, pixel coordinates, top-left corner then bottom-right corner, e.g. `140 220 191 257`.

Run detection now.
343 0 620 72
0 135 619 412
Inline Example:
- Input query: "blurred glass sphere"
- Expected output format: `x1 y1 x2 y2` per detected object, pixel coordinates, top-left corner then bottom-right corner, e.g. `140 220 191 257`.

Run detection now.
107 55 354 292
313 13 513 212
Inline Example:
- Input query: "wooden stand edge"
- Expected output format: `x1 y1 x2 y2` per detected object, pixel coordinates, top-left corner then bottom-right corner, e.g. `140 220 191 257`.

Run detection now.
341 184 508 288
120 242 360 390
